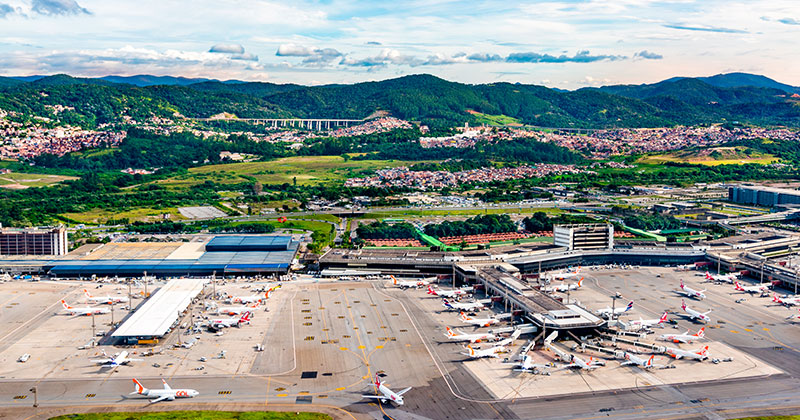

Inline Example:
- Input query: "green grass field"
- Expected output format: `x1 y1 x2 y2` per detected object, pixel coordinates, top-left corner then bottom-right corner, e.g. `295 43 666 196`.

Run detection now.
0 171 78 189
49 411 331 420
159 156 423 187
62 207 187 224
466 110 522 126
638 146 778 166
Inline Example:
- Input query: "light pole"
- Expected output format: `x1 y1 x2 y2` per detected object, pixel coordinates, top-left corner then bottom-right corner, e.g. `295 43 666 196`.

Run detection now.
29 386 37 408
91 312 96 341
610 295 618 321
128 278 132 314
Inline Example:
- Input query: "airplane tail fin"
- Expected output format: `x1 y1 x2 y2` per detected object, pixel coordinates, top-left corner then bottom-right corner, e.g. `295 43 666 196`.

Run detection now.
773 293 781 303
681 299 687 310
83 289 92 298
427 286 436 295
698 346 709 356
132 378 146 394
374 373 381 391
659 312 668 323
696 327 705 338
625 301 634 311
734 281 742 290
61 300 72 309
647 355 654 366
240 311 252 323
578 278 583 287
705 272 712 280
391 275 397 285
460 311 470 321
445 326 455 337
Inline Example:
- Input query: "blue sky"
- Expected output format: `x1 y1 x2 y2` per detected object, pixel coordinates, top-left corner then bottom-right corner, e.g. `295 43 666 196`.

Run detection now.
0 0 798 88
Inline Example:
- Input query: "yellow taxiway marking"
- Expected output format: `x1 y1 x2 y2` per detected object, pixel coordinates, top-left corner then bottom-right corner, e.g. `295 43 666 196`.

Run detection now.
340 347 348 351
336 387 346 391
362 375 370 379
375 345 383 349
358 345 366 349
763 327 770 331
276 393 288 397
730 330 740 333
744 328 753 332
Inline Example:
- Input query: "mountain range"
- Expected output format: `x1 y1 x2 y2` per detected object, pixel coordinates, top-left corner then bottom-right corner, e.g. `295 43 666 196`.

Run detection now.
0 72 798 129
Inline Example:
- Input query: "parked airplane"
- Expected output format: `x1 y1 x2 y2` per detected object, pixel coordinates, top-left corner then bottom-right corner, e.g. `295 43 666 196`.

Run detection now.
705 271 738 284
444 326 496 343
460 311 499 327
427 285 470 298
509 354 551 374
361 373 411 406
544 266 581 281
679 280 706 300
659 327 705 344
620 353 659 369
596 301 634 318
209 311 252 328
228 291 271 304
681 300 712 323
392 275 430 289
216 301 260 315
541 278 583 293
130 378 199 403
562 354 605 370
91 350 142 367
461 344 507 359
628 312 669 330
83 289 129 304
61 300 110 316
773 293 800 307
442 298 484 312
734 281 770 295
665 346 709 361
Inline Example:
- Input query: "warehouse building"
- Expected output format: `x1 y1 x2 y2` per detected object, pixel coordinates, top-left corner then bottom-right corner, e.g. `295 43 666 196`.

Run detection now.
728 185 800 207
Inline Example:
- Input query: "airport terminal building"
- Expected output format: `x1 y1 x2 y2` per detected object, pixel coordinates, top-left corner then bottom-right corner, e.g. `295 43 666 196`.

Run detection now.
0 234 299 277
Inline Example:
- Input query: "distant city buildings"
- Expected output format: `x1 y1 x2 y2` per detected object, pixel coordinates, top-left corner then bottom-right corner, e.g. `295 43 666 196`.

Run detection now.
345 164 593 189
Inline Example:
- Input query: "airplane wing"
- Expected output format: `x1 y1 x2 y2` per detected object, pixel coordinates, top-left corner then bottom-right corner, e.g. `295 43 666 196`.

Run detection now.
361 395 387 400
396 387 412 396
91 358 112 365
150 395 172 403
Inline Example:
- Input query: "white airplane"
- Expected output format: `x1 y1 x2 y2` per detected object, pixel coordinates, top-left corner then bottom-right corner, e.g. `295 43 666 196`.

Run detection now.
91 350 142 367
130 378 199 403
705 271 738 284
216 301 260 315
665 345 709 361
228 290 271 304
460 311 499 327
83 289 129 304
628 312 669 330
773 293 800 306
620 353 659 369
681 300 712 323
444 326 496 343
734 281 770 295
545 266 581 280
562 354 605 370
509 354 551 374
61 300 110 316
209 311 252 328
361 373 411 406
660 327 705 344
541 278 583 293
596 301 634 318
442 298 484 312
391 275 430 289
679 280 706 300
461 344 507 359
427 285 470 298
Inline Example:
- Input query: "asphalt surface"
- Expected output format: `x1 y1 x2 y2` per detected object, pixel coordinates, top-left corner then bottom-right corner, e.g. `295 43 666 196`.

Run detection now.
2 273 800 419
